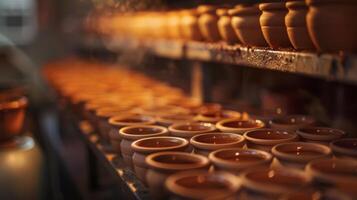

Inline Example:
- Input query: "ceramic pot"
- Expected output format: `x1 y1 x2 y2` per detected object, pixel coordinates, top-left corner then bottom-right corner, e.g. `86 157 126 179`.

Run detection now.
119 125 168 168
195 110 241 124
156 114 196 127
272 142 331 169
209 148 272 174
271 115 315 131
231 5 268 47
145 152 210 200
259 2 292 48
285 0 315 50
217 8 241 44
244 129 298 152
131 136 189 183
108 115 156 154
306 0 357 52
330 139 357 159
216 119 265 134
297 127 345 145
190 132 245 156
165 170 240 200
197 5 221 42
168 122 216 139
180 10 203 41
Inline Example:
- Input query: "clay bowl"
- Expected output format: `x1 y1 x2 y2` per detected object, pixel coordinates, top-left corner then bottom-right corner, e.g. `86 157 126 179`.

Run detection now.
244 129 298 152
145 151 210 200
156 113 196 127
272 142 331 169
195 110 241 123
330 139 357 159
119 125 168 168
169 122 216 139
209 148 273 173
297 127 345 145
241 168 311 197
306 158 357 186
190 132 246 156
271 115 315 131
216 119 265 134
217 8 241 44
165 170 240 200
0 95 28 141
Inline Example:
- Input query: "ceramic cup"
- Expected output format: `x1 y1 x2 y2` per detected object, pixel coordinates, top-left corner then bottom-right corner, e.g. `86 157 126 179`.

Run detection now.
272 142 331 169
145 151 210 200
131 136 189 183
165 170 240 200
209 148 273 174
190 132 245 156
216 119 265 134
330 139 357 159
244 129 298 152
271 115 315 131
119 125 168 168
194 110 241 124
297 127 345 145
169 122 216 139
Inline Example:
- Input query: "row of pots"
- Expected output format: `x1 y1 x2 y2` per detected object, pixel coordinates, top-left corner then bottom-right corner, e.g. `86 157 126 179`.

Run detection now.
88 1 357 52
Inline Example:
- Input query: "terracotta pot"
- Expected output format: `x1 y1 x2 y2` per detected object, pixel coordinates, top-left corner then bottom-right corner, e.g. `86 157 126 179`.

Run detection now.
0 95 28 141
108 115 156 154
167 11 183 39
217 8 241 44
165 170 240 200
306 0 357 52
209 148 272 173
272 142 331 169
297 127 345 145
119 125 168 168
168 122 216 139
145 152 210 200
259 2 292 48
190 132 245 156
244 129 298 152
131 136 189 183
191 103 222 115
139 105 189 117
330 139 357 159
271 115 315 131
285 0 315 50
156 114 196 127
197 5 221 42
216 119 265 134
195 110 241 123
231 5 268 47
180 10 203 41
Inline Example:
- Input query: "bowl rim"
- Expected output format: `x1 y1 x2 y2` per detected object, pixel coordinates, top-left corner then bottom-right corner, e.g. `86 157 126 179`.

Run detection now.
297 127 345 141
131 136 189 153
119 125 168 140
108 114 156 127
244 128 298 145
330 138 357 157
216 118 265 132
168 122 216 134
190 132 245 150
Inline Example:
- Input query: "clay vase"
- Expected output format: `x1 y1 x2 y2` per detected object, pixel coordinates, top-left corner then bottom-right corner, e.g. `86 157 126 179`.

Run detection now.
306 0 357 52
131 136 189 184
180 10 203 41
285 0 315 50
217 8 241 44
197 5 221 42
145 152 210 200
231 5 268 47
259 2 292 48
119 125 168 168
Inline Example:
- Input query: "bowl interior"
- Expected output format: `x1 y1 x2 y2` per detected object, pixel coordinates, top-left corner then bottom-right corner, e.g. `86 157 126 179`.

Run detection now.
124 127 163 135
215 149 268 163
113 116 149 123
222 120 262 128
333 139 357 151
136 137 183 148
153 154 201 164
246 169 307 187
299 127 344 136
246 130 294 140
194 133 241 144
275 143 328 156
174 123 213 131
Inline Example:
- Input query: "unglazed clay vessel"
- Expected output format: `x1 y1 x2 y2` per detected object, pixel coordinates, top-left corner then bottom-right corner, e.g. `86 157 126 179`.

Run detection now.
168 122 216 139
195 110 241 123
145 152 209 200
285 0 315 50
216 119 265 134
197 5 221 42
330 139 357 159
217 8 241 44
271 115 315 131
244 129 298 152
306 0 357 52
131 136 189 183
259 2 292 48
231 5 268 47
209 148 273 174
119 125 168 168
165 170 240 200
180 10 203 41
297 127 345 145
190 132 245 156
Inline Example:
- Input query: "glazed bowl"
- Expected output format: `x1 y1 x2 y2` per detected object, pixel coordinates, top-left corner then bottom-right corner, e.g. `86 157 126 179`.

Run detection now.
297 127 345 144
271 115 315 131
216 119 265 134
165 170 240 200
330 139 357 159
272 142 331 169
169 122 216 139
190 132 245 156
244 129 298 152
209 148 273 173
195 110 241 123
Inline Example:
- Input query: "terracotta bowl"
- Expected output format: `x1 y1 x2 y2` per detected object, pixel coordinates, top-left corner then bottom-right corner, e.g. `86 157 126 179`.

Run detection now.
216 119 265 134
297 127 345 144
244 129 298 152
119 125 168 168
165 170 240 200
330 139 357 159
271 115 315 131
209 148 273 173
169 122 216 139
156 113 196 127
131 136 189 183
190 132 245 156
195 110 241 123
272 142 331 169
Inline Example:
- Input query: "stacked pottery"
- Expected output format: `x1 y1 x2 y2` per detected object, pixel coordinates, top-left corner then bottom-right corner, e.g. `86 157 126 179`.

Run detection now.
217 8 241 44
197 5 221 42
